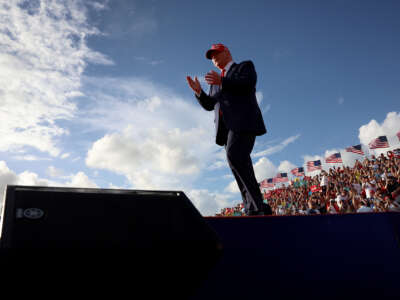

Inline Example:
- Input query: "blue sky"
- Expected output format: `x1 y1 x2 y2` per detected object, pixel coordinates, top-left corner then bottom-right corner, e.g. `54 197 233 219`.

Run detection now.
1 0 399 215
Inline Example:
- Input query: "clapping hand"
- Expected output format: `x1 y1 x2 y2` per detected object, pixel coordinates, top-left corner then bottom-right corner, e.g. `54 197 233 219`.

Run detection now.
205 70 222 85
186 76 201 94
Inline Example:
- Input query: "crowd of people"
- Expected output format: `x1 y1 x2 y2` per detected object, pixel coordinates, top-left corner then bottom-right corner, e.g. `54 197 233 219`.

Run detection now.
216 149 400 217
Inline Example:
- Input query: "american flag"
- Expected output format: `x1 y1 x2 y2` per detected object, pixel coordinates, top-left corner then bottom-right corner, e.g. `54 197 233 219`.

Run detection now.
368 136 389 149
260 178 274 188
345 144 364 155
306 160 322 172
394 148 400 158
273 173 288 183
291 167 304 177
397 131 400 141
325 152 343 163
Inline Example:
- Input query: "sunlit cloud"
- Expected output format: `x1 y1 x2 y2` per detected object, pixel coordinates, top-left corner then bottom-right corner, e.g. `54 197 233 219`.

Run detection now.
253 134 301 157
0 0 112 157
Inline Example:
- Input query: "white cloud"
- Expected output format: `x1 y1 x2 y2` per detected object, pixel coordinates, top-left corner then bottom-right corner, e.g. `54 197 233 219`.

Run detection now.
262 104 271 114
207 160 227 170
0 161 18 201
256 91 271 114
61 153 71 159
65 171 98 188
134 56 163 66
0 161 98 207
253 134 301 157
108 183 127 189
82 77 220 191
225 156 279 194
0 1 112 157
14 169 98 189
46 166 65 178
12 155 51 161
16 171 54 186
86 128 206 188
256 91 263 105
214 148 227 160
80 77 215 133
254 157 278 181
0 162 63 203
88 1 109 11
225 180 240 194
359 111 400 156
277 160 297 173
187 189 234 216
150 60 163 66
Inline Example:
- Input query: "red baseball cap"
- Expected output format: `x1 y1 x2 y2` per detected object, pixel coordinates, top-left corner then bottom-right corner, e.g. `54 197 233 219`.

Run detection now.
206 43 228 59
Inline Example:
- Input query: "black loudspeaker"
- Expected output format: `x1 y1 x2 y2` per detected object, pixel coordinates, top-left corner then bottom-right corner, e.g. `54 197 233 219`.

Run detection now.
0 185 222 299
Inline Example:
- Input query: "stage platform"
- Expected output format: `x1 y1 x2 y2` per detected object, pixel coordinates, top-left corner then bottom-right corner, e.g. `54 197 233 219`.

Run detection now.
191 212 400 299
1 205 399 299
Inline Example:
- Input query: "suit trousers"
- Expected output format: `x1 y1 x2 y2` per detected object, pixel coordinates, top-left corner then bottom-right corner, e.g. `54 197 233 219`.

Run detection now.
225 130 264 215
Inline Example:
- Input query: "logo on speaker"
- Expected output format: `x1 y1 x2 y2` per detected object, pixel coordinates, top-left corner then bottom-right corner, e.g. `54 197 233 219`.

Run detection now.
23 208 44 220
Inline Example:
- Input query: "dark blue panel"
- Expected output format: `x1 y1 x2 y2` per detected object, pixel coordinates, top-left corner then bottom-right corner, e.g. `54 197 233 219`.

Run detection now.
192 213 400 300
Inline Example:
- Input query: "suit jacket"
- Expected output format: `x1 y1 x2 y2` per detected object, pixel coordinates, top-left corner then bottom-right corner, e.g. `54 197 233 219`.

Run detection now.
195 60 267 146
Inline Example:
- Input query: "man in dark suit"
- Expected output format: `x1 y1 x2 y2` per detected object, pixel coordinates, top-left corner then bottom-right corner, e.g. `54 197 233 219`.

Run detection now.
186 43 272 216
